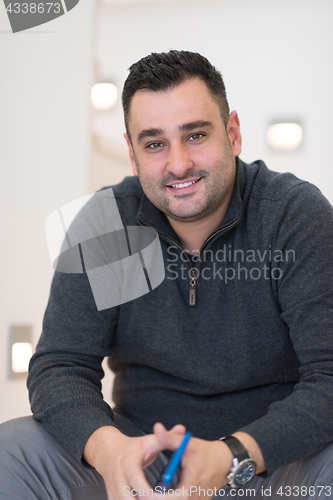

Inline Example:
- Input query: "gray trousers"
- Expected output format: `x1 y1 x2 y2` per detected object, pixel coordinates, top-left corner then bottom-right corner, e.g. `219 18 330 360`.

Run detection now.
0 415 333 500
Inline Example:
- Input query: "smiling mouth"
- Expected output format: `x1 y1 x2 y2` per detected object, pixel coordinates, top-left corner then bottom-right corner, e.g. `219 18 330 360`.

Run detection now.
167 178 202 189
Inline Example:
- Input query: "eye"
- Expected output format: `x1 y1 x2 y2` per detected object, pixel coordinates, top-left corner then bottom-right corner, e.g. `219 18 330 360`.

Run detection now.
146 141 163 149
188 133 204 141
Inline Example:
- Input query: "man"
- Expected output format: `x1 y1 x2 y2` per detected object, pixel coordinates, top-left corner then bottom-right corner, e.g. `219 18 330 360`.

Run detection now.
1 50 333 500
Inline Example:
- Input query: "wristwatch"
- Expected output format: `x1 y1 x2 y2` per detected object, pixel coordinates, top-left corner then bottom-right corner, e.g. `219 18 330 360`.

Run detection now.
220 436 257 488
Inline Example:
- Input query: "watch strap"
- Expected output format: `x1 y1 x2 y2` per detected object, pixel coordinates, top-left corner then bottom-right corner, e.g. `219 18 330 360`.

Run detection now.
220 435 250 462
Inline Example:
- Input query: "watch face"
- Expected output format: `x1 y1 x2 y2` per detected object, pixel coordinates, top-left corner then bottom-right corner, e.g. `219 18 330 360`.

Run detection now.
234 460 256 486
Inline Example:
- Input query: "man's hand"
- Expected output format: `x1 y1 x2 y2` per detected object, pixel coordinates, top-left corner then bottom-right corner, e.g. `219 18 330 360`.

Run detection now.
153 424 266 500
153 423 233 500
83 423 265 500
83 424 185 500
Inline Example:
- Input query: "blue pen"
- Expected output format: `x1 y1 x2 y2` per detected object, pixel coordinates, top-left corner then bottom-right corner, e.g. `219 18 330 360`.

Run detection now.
155 431 192 490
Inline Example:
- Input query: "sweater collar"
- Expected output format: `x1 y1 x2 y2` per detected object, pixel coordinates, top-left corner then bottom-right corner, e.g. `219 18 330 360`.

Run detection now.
136 157 245 243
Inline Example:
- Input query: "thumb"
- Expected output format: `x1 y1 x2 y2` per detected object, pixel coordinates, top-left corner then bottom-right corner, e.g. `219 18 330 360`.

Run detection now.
170 424 186 435
153 422 184 451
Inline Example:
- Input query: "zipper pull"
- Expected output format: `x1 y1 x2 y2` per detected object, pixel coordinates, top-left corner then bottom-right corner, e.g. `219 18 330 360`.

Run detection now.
189 269 196 306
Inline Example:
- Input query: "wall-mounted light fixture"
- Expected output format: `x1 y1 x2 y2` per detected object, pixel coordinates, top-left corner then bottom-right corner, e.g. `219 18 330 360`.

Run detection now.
91 81 118 111
267 121 303 151
9 325 33 379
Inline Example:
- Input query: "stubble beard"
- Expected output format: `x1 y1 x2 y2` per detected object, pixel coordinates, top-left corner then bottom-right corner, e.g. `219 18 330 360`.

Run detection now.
135 158 236 223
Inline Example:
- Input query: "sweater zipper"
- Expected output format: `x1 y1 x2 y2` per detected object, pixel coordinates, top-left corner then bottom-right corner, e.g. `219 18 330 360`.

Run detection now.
189 268 197 306
137 219 238 306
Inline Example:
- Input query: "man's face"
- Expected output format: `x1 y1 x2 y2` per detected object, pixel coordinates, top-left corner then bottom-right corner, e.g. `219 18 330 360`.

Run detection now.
125 77 242 223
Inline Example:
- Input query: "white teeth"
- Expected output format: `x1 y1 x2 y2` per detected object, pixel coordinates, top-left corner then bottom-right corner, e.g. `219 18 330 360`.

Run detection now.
172 180 196 189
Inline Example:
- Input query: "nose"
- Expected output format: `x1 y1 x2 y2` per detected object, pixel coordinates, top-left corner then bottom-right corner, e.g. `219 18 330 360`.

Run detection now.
166 142 194 178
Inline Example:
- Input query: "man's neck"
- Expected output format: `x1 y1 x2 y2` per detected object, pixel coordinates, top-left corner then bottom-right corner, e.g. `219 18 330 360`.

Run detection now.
167 201 230 255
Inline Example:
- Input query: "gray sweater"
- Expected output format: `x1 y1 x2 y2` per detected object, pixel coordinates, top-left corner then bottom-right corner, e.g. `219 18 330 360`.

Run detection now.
28 158 333 476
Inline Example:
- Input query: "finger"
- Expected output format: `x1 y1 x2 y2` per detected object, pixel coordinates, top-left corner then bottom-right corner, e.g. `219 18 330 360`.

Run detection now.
170 424 186 435
154 422 187 451
152 422 168 444
139 433 169 465
125 460 156 498
104 468 127 500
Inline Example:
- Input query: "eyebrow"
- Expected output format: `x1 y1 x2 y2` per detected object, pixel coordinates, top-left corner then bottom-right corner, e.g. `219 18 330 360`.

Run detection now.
137 128 163 143
137 120 214 143
180 120 214 132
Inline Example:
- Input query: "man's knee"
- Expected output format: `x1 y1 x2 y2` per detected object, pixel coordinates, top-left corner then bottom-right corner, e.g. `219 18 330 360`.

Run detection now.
0 416 107 499
0 416 36 455
300 442 333 486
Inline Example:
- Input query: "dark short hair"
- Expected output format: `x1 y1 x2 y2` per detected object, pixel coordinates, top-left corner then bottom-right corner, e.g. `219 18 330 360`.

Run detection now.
122 50 230 139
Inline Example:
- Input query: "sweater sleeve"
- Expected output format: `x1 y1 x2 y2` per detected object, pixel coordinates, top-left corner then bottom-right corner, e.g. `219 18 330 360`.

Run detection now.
27 269 118 462
239 181 333 475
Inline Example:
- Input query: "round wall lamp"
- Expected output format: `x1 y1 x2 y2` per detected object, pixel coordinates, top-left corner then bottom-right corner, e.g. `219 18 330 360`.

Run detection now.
91 81 118 111
267 122 303 151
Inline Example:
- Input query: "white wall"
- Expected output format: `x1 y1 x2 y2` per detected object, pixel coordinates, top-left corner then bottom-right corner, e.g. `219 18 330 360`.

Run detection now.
0 1 95 422
93 0 333 203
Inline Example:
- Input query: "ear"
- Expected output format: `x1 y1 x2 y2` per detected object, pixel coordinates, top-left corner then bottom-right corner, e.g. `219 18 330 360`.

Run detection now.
226 111 242 157
124 133 138 176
